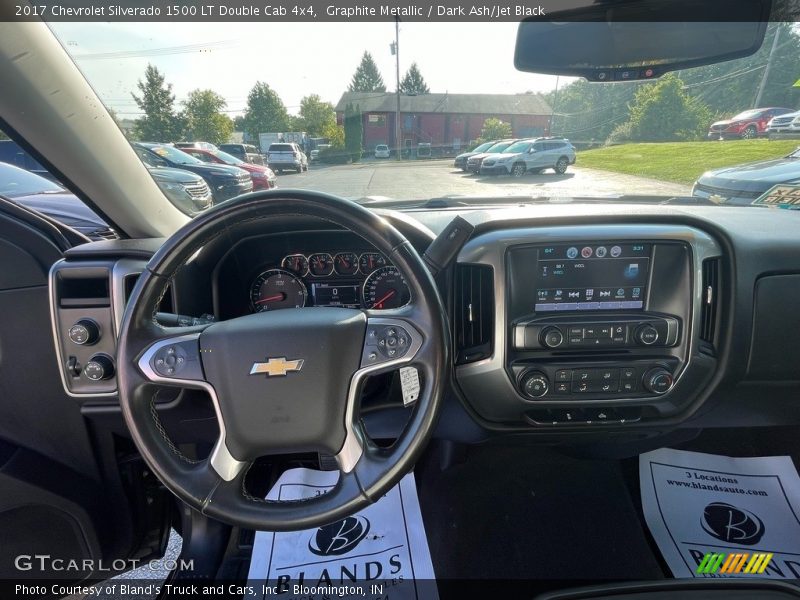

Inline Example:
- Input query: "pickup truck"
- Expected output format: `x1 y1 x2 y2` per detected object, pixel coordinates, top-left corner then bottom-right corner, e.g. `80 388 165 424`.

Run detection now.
267 142 308 173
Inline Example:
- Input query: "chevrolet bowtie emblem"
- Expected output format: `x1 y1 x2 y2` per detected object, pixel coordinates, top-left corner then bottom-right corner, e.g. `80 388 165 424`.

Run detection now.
249 357 304 377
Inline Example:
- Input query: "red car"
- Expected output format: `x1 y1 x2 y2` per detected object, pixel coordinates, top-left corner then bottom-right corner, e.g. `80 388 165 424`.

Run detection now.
178 147 277 190
707 107 794 140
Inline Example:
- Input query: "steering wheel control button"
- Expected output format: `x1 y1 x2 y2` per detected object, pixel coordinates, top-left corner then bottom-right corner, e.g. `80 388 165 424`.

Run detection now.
541 327 564 348
151 340 203 380
68 319 100 345
361 321 419 367
520 371 549 399
635 324 659 345
84 354 115 381
643 367 674 394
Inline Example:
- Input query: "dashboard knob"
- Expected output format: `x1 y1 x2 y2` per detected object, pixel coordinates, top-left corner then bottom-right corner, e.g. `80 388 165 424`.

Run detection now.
520 371 549 399
540 327 564 349
68 319 100 345
634 324 659 346
84 354 115 381
643 367 673 394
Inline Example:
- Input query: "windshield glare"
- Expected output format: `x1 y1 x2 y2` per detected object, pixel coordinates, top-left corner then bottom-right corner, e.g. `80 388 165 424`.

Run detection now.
0 164 63 197
41 20 800 213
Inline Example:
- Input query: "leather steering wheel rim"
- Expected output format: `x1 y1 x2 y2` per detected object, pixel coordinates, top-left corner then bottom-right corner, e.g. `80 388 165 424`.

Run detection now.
117 189 449 531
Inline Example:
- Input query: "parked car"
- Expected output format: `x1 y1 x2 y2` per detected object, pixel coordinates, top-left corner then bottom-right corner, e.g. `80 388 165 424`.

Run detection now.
766 110 800 134
145 165 213 213
267 142 308 173
0 161 114 240
178 147 277 191
707 107 794 140
454 140 498 171
175 141 218 152
218 143 265 166
0 139 59 182
692 146 800 205
416 143 432 159
133 142 252 203
375 144 391 159
466 139 518 174
480 137 577 177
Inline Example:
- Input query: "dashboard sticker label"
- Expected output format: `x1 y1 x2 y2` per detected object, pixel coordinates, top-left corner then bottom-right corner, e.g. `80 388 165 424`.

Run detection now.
640 448 800 579
399 366 421 406
752 184 800 209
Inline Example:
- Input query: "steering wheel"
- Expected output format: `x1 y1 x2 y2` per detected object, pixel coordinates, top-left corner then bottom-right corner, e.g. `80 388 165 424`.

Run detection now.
117 190 449 531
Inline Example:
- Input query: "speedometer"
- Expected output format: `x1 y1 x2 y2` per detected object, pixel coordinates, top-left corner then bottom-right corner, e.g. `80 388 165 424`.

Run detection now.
250 269 307 312
362 266 410 310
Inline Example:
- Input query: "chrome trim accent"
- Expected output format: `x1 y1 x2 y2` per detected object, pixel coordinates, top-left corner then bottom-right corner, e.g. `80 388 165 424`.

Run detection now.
111 259 148 337
455 224 722 408
138 333 245 481
336 317 423 473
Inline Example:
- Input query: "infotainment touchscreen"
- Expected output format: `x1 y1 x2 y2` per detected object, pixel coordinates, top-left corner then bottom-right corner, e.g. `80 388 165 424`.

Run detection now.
533 243 651 312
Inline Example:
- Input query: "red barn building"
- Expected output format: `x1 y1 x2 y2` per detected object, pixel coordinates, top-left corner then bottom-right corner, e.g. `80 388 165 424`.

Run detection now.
335 92 552 154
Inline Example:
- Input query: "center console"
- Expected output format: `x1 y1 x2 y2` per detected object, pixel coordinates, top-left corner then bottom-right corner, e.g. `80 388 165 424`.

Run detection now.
454 224 722 429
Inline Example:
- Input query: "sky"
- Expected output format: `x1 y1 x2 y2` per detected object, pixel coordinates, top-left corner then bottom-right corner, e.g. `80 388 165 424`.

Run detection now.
48 22 567 119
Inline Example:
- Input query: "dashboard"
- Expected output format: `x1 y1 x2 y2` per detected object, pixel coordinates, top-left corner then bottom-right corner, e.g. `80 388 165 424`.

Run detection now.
212 231 410 319
47 203 800 447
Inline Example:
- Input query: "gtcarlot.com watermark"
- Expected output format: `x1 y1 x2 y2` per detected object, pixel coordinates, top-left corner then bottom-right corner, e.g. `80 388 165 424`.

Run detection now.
14 554 194 573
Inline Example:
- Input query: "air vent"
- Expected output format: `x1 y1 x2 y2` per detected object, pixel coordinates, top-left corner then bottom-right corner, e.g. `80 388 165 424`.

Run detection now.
454 264 494 364
89 227 120 241
700 258 720 352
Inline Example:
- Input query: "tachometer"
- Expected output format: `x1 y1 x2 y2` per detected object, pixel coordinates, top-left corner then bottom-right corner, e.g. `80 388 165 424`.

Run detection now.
363 266 410 310
250 269 307 312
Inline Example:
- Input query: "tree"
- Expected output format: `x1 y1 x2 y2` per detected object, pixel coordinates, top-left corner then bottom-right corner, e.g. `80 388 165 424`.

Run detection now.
348 52 386 93
626 73 711 141
321 120 345 148
479 118 512 142
181 89 234 145
243 82 290 140
343 103 363 162
399 62 430 94
131 64 182 142
296 94 336 137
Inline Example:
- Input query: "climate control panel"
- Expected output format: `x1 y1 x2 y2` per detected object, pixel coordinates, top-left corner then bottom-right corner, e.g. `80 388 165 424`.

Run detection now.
513 359 679 402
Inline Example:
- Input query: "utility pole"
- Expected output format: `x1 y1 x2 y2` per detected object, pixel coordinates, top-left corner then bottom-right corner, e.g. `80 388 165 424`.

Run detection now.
755 24 780 107
550 76 561 136
393 17 402 159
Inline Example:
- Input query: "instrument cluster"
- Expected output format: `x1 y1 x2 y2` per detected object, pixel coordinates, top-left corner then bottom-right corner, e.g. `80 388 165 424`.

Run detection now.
249 251 410 312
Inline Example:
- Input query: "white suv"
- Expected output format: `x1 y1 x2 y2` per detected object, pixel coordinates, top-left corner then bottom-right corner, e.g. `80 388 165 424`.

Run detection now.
480 138 576 177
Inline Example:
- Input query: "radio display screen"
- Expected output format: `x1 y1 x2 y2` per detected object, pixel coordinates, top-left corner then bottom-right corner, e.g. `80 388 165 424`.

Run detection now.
533 243 651 312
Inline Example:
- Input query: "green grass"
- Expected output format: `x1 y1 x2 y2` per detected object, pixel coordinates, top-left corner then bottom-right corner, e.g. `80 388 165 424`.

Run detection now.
578 139 800 185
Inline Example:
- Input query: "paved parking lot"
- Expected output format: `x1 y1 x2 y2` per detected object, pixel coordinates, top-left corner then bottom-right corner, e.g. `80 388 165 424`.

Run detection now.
275 159 691 201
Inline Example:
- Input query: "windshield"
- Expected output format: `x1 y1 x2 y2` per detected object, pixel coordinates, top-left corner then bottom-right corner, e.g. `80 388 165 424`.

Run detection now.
146 145 204 166
471 142 496 153
504 142 532 154
211 150 244 165
0 163 64 198
44 20 800 212
732 110 764 120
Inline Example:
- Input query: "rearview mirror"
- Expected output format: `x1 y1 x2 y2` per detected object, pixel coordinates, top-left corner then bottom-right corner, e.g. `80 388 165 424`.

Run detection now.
514 0 770 82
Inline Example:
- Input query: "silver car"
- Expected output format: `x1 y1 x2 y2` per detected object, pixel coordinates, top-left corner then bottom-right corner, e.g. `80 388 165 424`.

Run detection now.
480 138 577 177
